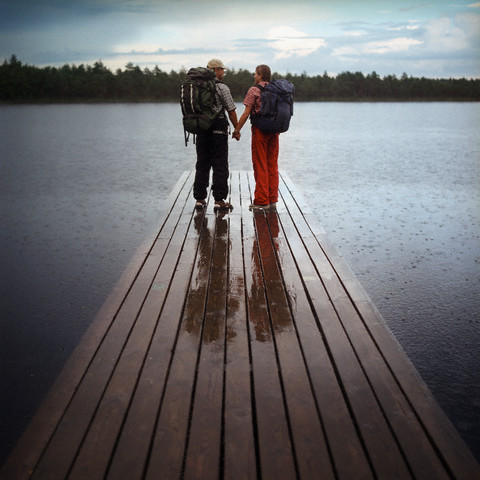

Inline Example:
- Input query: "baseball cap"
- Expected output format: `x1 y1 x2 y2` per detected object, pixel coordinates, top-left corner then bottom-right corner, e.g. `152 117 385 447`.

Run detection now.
207 58 227 70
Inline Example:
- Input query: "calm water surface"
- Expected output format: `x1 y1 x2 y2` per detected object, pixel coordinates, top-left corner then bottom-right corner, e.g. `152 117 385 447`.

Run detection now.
1 103 479 463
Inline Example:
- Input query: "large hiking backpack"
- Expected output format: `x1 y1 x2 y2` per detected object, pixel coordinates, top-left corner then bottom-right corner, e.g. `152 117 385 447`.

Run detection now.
251 79 294 134
180 67 218 145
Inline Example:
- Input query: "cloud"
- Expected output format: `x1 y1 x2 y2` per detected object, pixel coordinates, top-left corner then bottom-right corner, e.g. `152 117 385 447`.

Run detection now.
1 0 479 78
367 38 423 54
333 37 422 57
266 26 326 59
345 30 367 37
422 15 473 52
388 21 420 32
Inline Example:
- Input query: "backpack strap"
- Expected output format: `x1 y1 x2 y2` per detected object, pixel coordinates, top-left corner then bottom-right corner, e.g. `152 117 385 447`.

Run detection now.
255 83 267 94
249 83 266 123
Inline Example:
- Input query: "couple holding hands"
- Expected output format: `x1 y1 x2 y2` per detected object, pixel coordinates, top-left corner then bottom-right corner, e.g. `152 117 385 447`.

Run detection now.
194 59 280 212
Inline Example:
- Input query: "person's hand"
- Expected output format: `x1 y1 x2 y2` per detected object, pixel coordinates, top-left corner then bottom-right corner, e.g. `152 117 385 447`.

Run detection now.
233 130 241 141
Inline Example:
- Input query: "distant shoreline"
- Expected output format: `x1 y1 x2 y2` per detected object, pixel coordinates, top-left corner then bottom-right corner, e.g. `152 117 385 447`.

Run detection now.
2 98 479 105
2 55 479 103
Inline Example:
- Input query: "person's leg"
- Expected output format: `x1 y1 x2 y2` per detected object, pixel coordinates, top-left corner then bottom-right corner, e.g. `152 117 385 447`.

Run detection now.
211 133 229 202
266 133 280 204
251 127 269 205
194 133 212 201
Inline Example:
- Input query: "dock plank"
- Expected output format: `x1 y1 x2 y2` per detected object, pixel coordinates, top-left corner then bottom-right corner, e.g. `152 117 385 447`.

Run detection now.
182 210 229 479
140 209 214 480
253 210 335 479
278 206 411 479
240 172 298 480
2 170 479 480
280 172 480 479
108 213 201 480
278 179 449 479
34 177 196 480
223 174 257 480
265 206 373 479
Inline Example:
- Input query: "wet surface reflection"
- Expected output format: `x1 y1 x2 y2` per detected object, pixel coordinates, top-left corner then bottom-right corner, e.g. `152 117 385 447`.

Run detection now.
244 210 294 343
183 211 212 338
183 207 292 346
183 210 232 344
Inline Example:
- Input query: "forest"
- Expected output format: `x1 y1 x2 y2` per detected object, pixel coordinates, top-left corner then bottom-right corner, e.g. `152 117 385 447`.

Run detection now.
1 55 479 103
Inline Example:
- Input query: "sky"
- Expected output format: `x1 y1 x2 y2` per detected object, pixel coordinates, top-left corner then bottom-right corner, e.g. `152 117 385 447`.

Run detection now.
1 0 479 78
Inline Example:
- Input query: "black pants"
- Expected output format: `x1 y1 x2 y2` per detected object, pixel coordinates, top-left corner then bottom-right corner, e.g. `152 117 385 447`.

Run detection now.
194 123 229 202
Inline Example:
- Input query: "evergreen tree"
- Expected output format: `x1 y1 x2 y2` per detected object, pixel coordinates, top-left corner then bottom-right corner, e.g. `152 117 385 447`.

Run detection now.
1 56 479 103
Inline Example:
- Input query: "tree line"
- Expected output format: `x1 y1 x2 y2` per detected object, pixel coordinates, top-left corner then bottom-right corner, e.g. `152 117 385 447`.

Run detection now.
1 55 479 103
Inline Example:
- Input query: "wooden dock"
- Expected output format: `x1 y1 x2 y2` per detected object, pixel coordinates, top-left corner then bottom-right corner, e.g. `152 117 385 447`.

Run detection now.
1 170 479 480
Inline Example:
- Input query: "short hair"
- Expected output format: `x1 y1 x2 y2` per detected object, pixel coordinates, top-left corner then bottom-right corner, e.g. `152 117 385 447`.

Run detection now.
256 64 271 82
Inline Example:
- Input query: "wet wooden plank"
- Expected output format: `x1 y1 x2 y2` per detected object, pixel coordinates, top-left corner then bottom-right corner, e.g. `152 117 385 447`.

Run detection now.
253 209 335 479
223 172 257 480
32 179 196 480
278 175 449 479
139 209 214 480
108 210 205 480
240 171 298 480
0 171 193 480
279 171 480 479
266 199 373 479
277 205 411 478
2 170 479 480
181 210 229 479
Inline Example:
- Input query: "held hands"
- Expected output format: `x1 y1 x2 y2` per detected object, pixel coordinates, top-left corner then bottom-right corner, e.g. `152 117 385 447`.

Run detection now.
232 129 241 141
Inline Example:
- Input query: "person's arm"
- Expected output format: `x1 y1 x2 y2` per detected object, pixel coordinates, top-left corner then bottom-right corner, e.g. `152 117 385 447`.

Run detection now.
218 83 239 132
228 109 240 141
228 109 239 129
234 105 252 137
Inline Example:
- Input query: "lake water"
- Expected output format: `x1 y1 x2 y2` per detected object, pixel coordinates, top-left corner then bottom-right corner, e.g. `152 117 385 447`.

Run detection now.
1 102 479 464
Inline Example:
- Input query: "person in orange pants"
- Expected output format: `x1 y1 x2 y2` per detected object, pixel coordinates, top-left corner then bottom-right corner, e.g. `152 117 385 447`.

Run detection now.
251 125 279 207
233 64 279 210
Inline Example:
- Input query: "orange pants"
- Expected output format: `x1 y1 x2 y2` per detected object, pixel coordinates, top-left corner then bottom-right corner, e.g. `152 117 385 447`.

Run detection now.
251 126 279 205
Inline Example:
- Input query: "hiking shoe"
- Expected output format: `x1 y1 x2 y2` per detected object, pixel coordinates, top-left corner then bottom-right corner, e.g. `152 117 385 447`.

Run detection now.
249 203 270 211
214 200 233 211
195 199 207 210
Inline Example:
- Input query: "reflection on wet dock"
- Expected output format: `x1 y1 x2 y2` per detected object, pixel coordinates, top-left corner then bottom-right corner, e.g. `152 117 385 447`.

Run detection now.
2 170 479 479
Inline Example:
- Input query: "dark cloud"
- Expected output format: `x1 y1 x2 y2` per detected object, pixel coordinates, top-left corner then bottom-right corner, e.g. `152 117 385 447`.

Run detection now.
0 0 478 77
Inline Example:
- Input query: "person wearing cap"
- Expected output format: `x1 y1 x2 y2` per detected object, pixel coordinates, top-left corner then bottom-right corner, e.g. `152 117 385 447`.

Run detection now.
194 58 239 211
